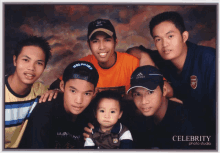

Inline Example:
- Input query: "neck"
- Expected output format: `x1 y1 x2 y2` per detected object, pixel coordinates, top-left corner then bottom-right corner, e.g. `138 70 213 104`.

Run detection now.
171 43 188 74
70 114 77 122
153 97 168 125
99 52 117 69
100 125 113 133
8 74 32 96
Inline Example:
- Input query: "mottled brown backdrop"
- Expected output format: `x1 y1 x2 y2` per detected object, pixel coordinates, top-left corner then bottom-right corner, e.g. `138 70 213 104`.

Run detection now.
4 4 216 86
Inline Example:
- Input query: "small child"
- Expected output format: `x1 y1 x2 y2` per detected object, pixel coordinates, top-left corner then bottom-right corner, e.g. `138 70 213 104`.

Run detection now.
84 90 133 149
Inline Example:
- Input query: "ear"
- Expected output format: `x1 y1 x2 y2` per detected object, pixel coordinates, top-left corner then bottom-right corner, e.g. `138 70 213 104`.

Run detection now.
115 38 118 46
60 80 65 92
182 31 189 43
162 84 168 97
13 55 17 66
91 87 98 99
87 41 91 49
118 111 123 119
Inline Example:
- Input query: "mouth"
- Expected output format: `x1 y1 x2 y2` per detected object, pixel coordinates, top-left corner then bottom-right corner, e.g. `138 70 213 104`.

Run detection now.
163 49 171 54
98 52 108 58
71 105 83 111
141 107 152 112
103 120 110 123
24 73 35 80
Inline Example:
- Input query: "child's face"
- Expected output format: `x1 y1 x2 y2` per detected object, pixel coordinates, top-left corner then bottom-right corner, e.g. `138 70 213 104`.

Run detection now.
96 98 122 132
13 45 45 86
89 32 116 66
152 21 188 62
132 86 163 117
61 79 95 115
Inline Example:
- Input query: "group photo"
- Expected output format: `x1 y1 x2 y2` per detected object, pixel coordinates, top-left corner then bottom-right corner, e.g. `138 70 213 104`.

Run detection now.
4 3 217 150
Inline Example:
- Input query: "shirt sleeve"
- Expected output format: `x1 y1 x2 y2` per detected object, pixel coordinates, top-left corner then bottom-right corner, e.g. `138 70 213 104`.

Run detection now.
18 102 54 148
119 130 133 149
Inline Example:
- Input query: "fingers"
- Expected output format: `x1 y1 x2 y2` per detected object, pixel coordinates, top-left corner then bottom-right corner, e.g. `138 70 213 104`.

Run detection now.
39 94 45 103
83 132 90 141
39 90 58 103
88 122 94 129
84 126 93 134
169 97 183 104
53 91 58 99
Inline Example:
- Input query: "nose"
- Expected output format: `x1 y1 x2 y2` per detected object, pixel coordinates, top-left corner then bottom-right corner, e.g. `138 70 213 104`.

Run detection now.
142 96 150 105
98 40 105 50
104 111 110 119
75 94 83 104
162 38 169 48
28 62 35 71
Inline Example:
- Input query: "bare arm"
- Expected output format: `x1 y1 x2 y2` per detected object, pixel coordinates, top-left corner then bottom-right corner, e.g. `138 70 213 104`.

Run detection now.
126 47 155 66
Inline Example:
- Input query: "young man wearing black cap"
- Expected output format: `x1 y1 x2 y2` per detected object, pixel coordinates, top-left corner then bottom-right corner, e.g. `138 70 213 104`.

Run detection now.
127 65 193 149
50 19 155 96
19 61 99 149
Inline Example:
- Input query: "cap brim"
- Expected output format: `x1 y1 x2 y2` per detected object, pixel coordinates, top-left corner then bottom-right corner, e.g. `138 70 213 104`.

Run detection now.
89 28 113 39
126 86 155 94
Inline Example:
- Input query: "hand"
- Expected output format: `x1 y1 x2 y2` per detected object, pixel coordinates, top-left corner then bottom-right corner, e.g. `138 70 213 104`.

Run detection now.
83 123 94 140
169 97 183 104
39 89 60 103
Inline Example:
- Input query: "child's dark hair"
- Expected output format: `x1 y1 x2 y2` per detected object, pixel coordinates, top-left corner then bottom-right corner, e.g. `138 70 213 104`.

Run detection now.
15 35 51 66
93 90 123 114
149 11 186 37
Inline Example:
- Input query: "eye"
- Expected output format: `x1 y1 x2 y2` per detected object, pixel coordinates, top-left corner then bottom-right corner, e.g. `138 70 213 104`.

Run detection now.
23 59 29 62
147 90 154 95
92 40 98 43
105 38 111 42
155 38 161 42
168 35 173 39
111 111 115 113
85 92 91 96
133 92 141 97
70 89 76 93
99 110 104 113
37 62 43 65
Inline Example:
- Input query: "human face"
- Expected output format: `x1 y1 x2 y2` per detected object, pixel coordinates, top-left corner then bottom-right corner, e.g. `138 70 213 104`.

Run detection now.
152 21 188 62
132 86 163 117
89 32 117 68
96 98 122 132
61 79 95 116
13 46 45 86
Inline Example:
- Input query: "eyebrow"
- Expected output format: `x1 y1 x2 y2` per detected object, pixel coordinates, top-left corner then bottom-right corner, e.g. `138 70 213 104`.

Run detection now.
69 86 93 92
153 30 175 39
22 55 45 62
166 30 174 35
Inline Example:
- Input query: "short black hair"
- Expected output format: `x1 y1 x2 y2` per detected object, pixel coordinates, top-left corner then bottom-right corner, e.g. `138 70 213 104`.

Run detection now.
15 36 51 66
149 11 186 37
93 90 123 114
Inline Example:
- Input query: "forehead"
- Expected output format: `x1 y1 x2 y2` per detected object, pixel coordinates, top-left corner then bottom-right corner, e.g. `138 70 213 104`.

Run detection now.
152 21 180 36
98 98 120 108
132 87 150 92
90 31 113 40
19 45 45 60
65 78 94 91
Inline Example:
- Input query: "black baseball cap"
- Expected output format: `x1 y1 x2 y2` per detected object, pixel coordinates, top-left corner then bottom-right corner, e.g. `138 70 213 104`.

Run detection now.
63 61 99 88
127 65 163 93
87 19 116 40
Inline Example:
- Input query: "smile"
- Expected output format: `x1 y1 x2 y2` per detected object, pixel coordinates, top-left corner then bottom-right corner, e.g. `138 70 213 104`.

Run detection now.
99 52 107 57
142 107 151 112
71 106 82 111
163 49 171 54
24 73 35 79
